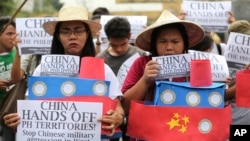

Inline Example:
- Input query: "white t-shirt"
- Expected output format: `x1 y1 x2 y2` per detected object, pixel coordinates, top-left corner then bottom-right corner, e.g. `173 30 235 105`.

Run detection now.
32 63 123 99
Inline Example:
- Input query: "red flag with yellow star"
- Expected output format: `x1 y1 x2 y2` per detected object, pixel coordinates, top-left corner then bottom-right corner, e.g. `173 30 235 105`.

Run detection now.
127 101 231 141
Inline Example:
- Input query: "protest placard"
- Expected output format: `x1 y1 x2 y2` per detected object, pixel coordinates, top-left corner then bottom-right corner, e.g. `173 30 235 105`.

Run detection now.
182 0 231 32
224 32 250 78
152 54 191 79
40 55 80 77
16 17 56 55
17 100 102 141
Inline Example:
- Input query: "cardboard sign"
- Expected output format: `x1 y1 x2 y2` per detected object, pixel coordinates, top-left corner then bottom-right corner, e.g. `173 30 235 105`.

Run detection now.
17 100 102 141
182 0 231 32
40 55 80 77
16 17 56 55
152 54 191 79
224 32 250 78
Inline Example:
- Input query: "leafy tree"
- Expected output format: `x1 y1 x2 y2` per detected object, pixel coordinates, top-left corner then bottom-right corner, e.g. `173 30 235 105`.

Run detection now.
0 0 15 16
51 0 63 11
31 0 63 16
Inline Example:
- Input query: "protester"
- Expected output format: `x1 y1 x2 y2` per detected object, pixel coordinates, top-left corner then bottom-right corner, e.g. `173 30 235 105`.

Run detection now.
92 7 110 24
0 17 23 141
225 20 250 101
96 17 146 75
96 16 146 141
92 7 110 54
121 10 204 116
0 17 23 98
224 20 250 125
3 5 125 140
190 31 213 52
121 10 204 140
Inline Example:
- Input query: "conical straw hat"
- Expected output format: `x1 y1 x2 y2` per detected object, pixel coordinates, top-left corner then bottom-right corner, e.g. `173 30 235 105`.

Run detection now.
43 5 101 35
135 10 205 51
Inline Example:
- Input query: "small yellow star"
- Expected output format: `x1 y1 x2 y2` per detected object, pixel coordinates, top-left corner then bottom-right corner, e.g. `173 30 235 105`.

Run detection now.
182 116 189 125
173 112 180 119
179 124 187 133
167 118 181 130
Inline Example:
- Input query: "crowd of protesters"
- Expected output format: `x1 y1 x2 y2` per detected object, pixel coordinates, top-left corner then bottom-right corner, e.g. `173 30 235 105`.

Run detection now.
0 2 250 141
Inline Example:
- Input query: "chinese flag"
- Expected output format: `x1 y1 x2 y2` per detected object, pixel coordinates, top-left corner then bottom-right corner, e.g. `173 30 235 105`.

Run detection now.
79 57 105 80
127 101 231 141
236 70 250 107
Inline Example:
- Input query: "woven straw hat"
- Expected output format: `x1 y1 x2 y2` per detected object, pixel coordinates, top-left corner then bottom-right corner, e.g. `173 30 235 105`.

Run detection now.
135 10 205 51
43 5 101 35
228 20 250 35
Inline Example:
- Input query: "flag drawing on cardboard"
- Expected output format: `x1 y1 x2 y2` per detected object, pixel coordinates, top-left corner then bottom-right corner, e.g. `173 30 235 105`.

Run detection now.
28 76 110 99
236 69 250 107
154 81 225 108
127 101 231 141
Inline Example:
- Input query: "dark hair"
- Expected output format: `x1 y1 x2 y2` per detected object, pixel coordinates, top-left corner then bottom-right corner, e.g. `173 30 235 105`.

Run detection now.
91 14 101 21
50 22 96 57
104 17 131 39
91 7 110 21
92 7 109 16
190 32 212 52
150 23 189 56
0 17 16 34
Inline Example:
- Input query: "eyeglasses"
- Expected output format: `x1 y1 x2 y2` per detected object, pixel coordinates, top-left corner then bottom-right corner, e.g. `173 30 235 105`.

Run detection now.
59 28 87 37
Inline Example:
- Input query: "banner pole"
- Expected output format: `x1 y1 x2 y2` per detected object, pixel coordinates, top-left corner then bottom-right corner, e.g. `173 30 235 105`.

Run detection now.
0 0 28 33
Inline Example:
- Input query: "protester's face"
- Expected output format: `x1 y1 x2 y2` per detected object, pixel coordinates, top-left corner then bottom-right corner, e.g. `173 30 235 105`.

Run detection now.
0 25 16 52
59 21 88 56
156 28 184 56
108 36 130 56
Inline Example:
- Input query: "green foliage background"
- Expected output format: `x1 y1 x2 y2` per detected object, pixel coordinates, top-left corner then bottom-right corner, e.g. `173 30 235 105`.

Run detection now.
0 0 16 17
0 0 63 17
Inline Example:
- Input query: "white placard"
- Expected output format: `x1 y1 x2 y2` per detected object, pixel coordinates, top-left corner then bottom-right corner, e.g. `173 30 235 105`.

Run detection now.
182 0 231 32
16 17 56 55
224 32 250 78
152 54 192 79
40 54 80 77
17 100 103 141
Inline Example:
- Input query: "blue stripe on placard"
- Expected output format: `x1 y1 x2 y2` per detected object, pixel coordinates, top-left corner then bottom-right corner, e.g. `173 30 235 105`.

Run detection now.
28 76 110 99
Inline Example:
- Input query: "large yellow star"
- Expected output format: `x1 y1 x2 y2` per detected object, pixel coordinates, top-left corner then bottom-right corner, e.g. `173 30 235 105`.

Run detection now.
167 118 181 130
